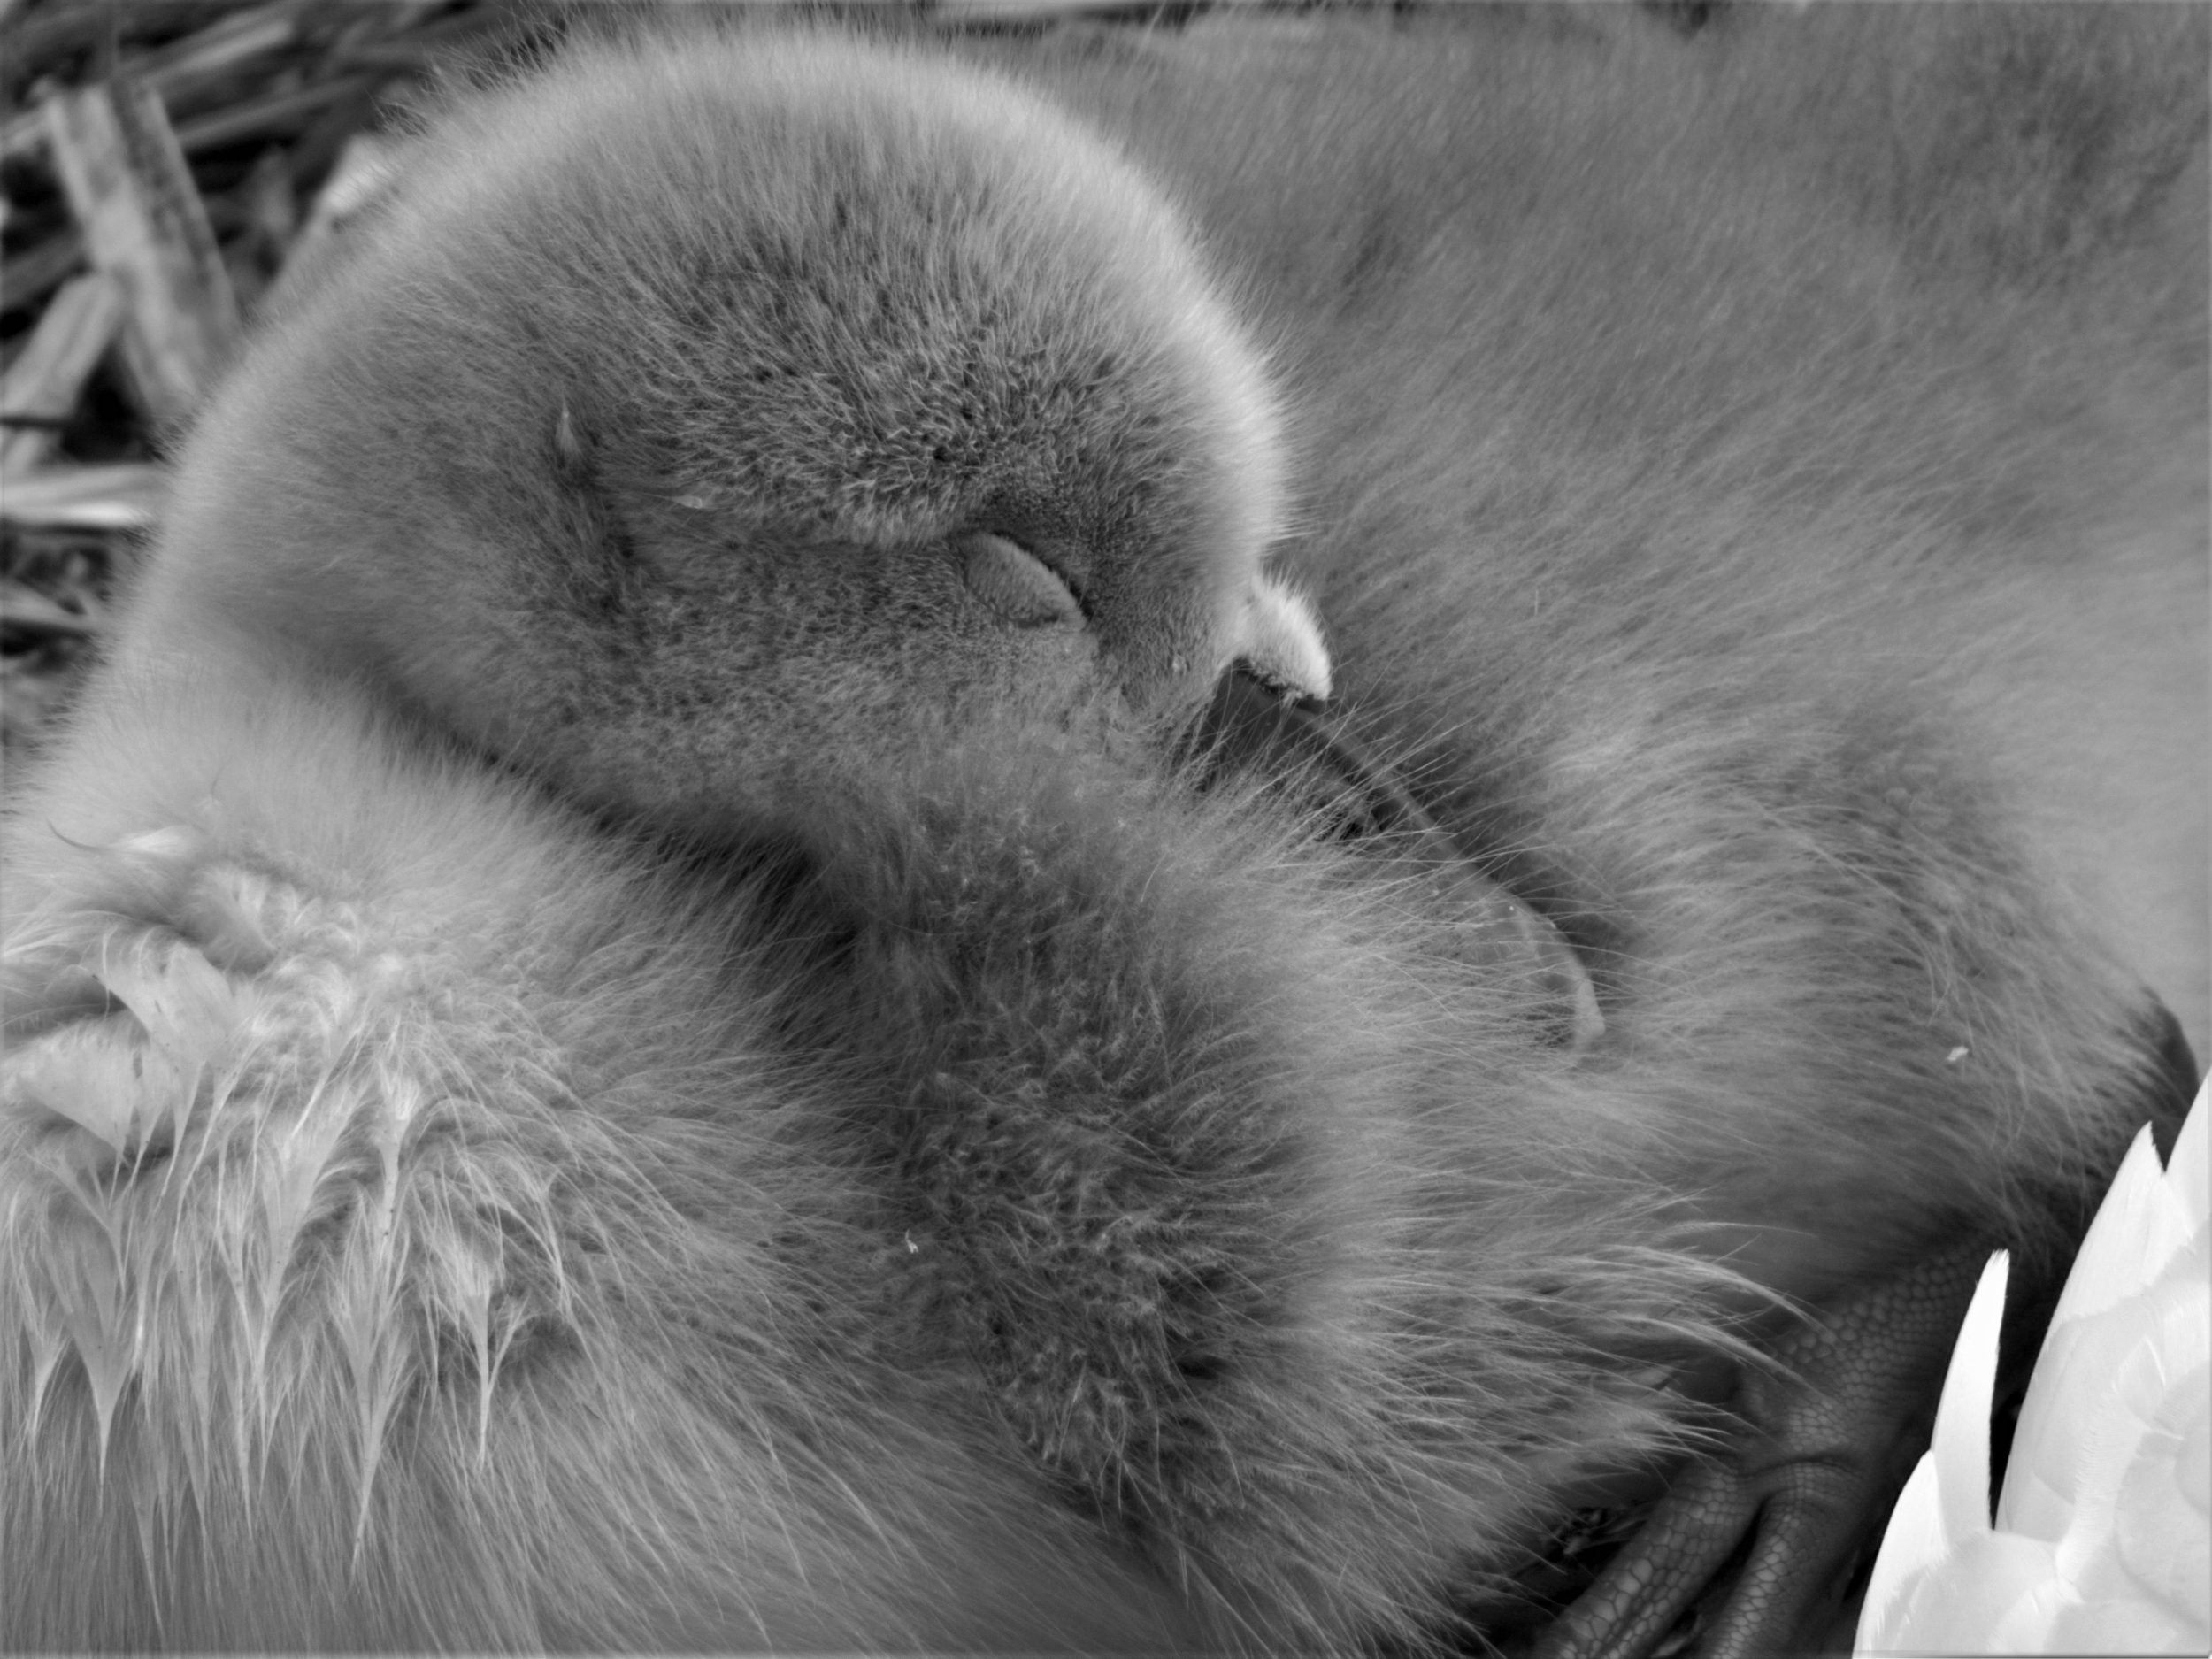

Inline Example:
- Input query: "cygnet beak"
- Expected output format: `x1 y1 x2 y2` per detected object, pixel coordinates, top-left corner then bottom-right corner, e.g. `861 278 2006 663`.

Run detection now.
1184 665 1605 1054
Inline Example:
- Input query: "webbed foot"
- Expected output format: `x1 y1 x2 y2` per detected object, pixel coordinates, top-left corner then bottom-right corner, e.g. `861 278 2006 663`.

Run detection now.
1535 1247 1986 1658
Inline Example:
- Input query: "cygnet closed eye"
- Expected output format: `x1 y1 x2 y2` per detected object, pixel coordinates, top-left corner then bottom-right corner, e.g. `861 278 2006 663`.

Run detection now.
956 532 1087 629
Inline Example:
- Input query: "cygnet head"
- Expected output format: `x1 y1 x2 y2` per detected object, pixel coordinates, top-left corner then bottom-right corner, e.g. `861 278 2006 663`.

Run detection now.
147 28 1326 833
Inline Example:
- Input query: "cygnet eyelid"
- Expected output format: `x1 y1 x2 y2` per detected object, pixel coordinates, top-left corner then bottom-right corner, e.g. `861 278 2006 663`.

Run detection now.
954 530 1087 627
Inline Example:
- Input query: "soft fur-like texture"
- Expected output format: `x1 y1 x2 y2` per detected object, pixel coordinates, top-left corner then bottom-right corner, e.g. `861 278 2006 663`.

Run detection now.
4 8 2204 1653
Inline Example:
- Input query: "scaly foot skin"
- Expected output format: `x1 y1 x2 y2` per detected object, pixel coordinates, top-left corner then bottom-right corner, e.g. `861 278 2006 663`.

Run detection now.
1536 1246 1988 1659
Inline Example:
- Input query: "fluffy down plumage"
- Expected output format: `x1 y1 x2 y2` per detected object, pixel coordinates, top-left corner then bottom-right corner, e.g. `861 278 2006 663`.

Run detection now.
4 9 2204 1653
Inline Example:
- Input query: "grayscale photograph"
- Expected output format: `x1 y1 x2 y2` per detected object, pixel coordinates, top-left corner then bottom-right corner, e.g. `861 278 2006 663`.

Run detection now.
2 3 2205 1653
